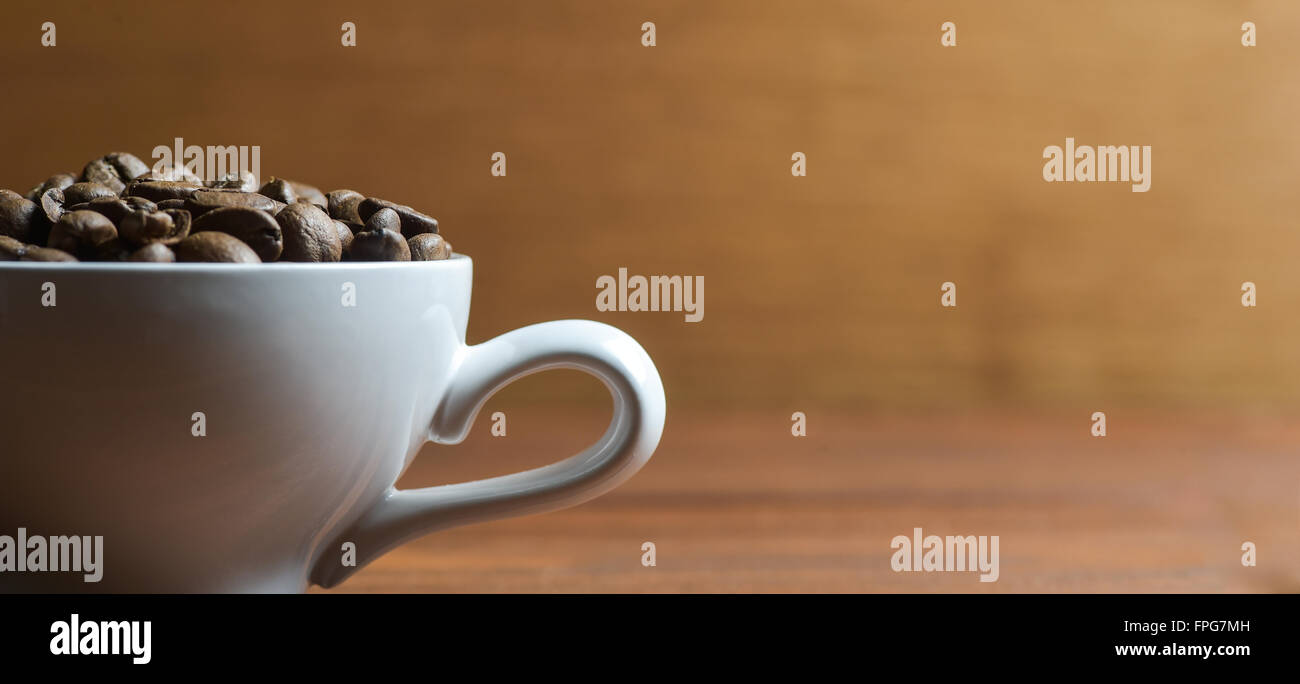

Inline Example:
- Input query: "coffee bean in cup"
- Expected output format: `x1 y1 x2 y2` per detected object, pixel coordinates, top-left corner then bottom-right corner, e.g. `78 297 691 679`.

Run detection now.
0 152 453 263
349 207 412 261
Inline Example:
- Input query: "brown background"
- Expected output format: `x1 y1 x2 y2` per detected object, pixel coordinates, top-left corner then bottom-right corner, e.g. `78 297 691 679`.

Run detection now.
2 1 1298 591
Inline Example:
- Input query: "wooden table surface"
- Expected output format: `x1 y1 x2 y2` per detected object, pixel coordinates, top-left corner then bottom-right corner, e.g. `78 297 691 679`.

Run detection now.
315 407 1300 593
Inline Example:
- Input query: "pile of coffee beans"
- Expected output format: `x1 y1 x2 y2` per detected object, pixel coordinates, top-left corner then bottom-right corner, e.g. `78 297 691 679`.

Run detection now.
0 152 453 263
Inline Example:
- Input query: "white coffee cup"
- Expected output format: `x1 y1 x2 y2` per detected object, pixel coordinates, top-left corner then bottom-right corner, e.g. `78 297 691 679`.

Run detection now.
0 255 665 592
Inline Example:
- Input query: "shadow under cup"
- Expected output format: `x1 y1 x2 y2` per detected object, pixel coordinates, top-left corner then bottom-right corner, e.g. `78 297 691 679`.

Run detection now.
0 255 668 592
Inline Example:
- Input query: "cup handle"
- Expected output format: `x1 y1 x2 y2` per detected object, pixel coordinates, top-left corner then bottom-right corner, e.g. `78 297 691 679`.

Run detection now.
310 320 666 588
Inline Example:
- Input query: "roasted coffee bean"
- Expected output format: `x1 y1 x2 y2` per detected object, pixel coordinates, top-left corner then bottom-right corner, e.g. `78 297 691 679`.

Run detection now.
81 152 149 195
333 220 354 253
109 152 151 178
162 208 191 242
124 180 203 202
408 233 453 261
191 206 282 261
79 197 129 223
124 196 157 211
39 187 65 217
205 171 259 192
364 207 401 234
93 237 131 261
119 209 190 246
131 167 204 184
48 210 117 257
277 202 341 262
0 192 43 243
184 189 277 217
129 242 176 263
174 232 260 263
80 159 125 194
82 196 157 225
258 178 296 204
349 230 410 261
356 197 438 238
10 152 452 264
326 189 364 223
24 173 75 202
0 235 25 260
62 182 118 205
348 218 411 262
289 181 327 209
21 246 78 262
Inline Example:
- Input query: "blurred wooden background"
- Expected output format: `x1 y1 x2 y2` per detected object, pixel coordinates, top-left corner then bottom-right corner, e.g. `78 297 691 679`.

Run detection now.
2 1 1299 591
4 0 1300 411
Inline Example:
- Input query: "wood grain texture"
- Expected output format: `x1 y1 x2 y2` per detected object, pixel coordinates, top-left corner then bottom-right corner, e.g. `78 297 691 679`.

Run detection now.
315 408 1300 593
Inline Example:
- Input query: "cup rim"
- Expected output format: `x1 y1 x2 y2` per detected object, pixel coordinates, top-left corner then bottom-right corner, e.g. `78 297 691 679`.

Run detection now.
0 252 469 272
